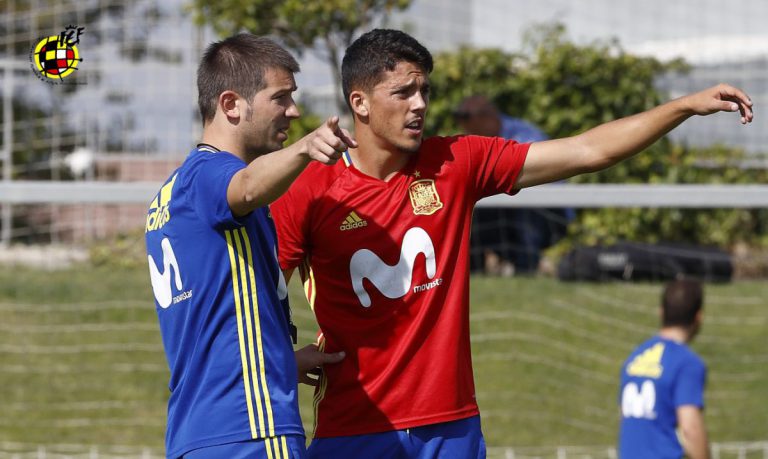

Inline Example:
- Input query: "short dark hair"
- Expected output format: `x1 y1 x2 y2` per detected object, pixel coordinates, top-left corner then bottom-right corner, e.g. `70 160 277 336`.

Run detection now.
661 279 703 327
197 33 299 124
341 29 433 108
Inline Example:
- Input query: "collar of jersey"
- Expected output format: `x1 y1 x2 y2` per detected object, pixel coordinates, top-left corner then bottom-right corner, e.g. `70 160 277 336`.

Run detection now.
342 150 353 167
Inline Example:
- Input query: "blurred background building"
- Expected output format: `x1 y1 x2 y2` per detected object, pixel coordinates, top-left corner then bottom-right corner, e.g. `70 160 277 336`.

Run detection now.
1 0 767 244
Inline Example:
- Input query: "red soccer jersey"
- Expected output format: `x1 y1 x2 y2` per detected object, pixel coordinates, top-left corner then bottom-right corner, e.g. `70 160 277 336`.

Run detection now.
271 135 529 437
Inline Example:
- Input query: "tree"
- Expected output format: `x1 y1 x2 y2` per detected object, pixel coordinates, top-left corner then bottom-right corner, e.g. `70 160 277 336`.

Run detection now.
1 0 170 169
427 23 768 250
0 1 170 244
428 23 687 140
190 0 412 112
424 47 527 136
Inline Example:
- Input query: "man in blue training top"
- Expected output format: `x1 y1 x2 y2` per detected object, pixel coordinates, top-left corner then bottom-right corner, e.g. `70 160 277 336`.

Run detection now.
619 279 709 459
145 33 352 458
454 95 574 275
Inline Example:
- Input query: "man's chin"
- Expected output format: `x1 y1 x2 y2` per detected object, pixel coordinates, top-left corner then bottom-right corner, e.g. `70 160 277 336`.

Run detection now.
400 138 423 154
269 138 287 152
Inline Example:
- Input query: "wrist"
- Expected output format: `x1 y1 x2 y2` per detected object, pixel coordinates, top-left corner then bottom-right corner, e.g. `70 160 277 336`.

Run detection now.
294 135 313 163
672 94 696 117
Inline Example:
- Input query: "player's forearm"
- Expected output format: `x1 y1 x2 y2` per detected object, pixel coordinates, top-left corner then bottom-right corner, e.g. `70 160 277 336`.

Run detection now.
573 96 691 172
232 138 312 212
679 407 711 459
682 427 710 459
229 117 351 215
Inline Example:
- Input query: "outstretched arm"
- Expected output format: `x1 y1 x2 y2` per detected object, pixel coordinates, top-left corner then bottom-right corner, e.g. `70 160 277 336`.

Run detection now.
515 84 753 189
228 116 357 216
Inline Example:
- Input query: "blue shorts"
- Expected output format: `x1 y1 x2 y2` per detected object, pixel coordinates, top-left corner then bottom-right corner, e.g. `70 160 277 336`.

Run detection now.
307 415 485 459
183 435 306 459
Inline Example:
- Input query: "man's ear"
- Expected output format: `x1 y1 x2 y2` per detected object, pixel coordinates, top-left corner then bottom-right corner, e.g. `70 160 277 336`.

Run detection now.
349 90 369 118
219 91 241 120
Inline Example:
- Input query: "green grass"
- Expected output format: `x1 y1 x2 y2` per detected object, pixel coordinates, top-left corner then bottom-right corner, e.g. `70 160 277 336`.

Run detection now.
1 265 765 452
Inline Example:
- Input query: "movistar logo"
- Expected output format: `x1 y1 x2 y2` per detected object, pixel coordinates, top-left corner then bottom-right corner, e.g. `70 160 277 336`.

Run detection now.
349 227 438 307
148 237 183 309
340 211 368 231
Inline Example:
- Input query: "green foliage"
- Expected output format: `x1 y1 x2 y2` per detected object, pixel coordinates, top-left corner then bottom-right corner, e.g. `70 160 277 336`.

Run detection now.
517 24 687 139
428 23 765 249
191 0 409 49
286 106 323 145
0 99 75 180
189 0 412 111
428 24 686 140
426 47 527 136
564 144 768 248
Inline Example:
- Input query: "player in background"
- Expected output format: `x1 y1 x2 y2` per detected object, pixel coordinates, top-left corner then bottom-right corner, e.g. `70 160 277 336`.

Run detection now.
271 29 751 458
619 279 709 459
145 33 351 459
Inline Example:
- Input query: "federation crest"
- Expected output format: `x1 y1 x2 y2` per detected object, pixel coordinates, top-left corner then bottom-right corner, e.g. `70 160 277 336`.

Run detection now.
408 179 443 215
30 25 85 83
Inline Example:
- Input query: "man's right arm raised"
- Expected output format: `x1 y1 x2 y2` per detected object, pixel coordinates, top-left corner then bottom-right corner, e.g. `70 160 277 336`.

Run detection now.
228 116 356 217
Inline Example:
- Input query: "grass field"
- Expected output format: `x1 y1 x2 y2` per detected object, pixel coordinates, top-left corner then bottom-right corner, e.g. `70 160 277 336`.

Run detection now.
0 265 765 455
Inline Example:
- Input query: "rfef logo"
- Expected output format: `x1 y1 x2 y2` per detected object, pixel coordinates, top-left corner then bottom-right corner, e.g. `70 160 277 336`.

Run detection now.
30 25 85 84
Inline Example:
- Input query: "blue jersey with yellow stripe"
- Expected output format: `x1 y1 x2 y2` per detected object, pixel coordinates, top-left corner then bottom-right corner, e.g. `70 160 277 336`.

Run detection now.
145 147 302 458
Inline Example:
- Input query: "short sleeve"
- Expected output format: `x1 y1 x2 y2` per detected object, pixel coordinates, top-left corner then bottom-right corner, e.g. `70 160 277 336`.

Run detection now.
271 172 314 271
673 358 707 409
190 152 247 229
462 135 530 200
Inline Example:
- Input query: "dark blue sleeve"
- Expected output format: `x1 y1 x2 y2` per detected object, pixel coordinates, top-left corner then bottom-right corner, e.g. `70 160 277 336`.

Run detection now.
191 153 247 229
674 357 706 409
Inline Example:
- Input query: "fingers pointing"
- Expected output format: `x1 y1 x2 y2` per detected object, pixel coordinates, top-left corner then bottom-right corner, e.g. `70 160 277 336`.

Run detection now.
339 128 358 149
307 116 356 165
326 115 340 131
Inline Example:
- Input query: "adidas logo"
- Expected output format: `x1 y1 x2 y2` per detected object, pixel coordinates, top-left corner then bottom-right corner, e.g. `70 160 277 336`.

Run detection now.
627 342 665 378
340 211 368 231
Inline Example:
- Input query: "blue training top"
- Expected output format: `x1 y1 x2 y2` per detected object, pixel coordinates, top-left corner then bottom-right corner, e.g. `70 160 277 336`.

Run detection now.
618 335 707 459
145 146 302 458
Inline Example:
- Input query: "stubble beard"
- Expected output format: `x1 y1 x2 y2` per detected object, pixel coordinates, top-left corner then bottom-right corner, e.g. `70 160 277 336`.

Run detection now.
398 137 422 154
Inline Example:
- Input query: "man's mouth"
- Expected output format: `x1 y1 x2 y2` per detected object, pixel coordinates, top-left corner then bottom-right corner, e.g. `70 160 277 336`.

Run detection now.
405 119 423 135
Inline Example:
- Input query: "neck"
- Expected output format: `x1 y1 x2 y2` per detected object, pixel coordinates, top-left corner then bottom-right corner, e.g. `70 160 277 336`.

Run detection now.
349 125 414 181
201 124 250 163
658 327 690 344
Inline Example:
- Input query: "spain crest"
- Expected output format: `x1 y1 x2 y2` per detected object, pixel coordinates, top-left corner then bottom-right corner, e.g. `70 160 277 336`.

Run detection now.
408 179 443 215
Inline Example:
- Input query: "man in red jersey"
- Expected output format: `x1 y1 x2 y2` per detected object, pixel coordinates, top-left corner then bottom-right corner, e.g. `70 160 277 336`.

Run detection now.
272 29 752 458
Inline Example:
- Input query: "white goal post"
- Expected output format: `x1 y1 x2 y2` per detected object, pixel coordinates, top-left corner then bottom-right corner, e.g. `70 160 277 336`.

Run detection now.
1 181 768 207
